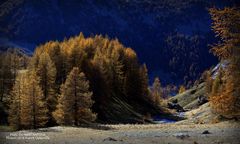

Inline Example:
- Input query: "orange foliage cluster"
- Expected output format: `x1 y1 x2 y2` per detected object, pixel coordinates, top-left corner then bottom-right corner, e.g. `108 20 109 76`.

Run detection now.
208 7 240 118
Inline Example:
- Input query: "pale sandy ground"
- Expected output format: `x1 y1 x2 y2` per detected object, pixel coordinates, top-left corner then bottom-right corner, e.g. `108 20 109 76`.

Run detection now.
0 121 239 144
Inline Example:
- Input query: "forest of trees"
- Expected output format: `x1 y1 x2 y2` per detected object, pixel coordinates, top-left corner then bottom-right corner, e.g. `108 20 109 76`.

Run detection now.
164 33 216 86
0 6 239 130
0 33 168 129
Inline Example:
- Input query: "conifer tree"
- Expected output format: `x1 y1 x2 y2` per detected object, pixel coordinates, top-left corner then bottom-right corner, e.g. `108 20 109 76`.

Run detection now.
211 68 224 96
123 48 142 100
37 52 57 125
209 7 240 117
54 67 96 125
152 77 163 105
204 70 213 96
178 85 186 94
45 41 68 86
9 70 47 129
53 90 65 125
109 45 125 97
68 33 86 71
20 70 48 129
139 64 150 101
8 73 26 129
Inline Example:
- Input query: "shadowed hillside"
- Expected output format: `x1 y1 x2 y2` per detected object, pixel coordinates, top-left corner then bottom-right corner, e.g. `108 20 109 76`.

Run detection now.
1 0 238 84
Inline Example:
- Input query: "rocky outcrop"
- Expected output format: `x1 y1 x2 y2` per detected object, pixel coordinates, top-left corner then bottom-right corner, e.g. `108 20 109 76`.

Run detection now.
167 100 185 112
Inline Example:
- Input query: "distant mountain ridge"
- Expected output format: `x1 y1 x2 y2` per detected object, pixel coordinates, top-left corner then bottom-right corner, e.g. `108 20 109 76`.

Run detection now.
0 0 238 84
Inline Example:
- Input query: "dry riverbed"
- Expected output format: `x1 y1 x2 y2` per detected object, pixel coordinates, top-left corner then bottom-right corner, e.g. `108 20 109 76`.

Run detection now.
0 121 239 144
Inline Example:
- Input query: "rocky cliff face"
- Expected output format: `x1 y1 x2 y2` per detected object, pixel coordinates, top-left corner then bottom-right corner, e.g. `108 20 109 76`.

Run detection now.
0 0 238 84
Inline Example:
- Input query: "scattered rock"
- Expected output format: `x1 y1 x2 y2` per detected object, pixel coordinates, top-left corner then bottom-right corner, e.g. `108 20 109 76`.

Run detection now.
190 89 197 94
173 133 190 139
202 130 211 134
172 99 178 104
103 137 118 141
168 102 185 112
198 95 208 105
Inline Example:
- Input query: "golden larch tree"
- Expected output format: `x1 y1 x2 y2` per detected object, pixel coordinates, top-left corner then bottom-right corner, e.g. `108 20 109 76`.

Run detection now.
209 7 240 118
152 77 163 106
178 85 186 94
37 52 57 125
20 70 48 129
8 72 26 130
54 67 96 125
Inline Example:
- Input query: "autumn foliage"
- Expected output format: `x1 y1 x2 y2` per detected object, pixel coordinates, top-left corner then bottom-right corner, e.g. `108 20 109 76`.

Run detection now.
178 85 186 94
53 67 96 125
9 70 48 129
208 7 240 118
7 33 156 129
151 77 163 106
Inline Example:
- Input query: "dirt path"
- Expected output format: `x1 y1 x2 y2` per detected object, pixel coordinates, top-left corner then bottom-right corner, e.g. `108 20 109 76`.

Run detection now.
0 121 239 144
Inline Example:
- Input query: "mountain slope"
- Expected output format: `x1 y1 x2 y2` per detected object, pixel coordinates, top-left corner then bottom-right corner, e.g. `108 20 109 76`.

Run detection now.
0 0 238 84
